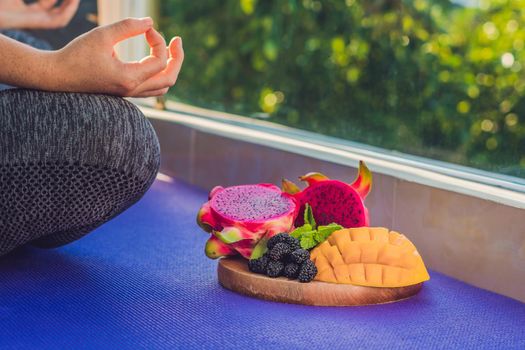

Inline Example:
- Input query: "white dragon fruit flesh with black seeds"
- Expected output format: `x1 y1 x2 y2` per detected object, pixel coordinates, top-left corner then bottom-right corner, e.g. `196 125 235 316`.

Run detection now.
197 184 299 259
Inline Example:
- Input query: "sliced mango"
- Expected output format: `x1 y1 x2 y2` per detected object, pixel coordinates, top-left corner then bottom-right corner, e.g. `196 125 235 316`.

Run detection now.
311 227 430 287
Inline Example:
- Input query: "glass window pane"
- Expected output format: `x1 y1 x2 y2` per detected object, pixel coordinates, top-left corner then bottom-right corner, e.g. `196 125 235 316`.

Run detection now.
160 0 525 180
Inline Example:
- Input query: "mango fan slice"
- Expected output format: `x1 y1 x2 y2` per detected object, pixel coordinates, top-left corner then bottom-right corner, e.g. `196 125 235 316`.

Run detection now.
310 227 430 287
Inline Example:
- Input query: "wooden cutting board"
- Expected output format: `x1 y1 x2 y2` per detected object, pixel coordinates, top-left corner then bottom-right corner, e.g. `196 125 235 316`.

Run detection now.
218 257 423 306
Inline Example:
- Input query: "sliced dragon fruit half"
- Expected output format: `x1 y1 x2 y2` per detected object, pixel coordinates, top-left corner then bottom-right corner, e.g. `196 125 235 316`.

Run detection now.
282 160 372 228
197 184 299 259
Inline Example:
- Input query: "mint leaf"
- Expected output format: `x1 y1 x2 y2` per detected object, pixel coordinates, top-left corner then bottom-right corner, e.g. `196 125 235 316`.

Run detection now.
316 223 343 242
289 207 343 250
303 203 317 230
299 231 317 250
290 224 312 239
313 230 325 243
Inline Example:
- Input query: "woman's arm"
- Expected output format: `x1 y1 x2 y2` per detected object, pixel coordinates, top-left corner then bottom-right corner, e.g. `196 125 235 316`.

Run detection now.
0 34 56 89
0 18 184 97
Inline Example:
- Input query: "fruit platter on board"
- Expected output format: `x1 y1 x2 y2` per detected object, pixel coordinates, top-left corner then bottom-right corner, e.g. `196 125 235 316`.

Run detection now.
196 161 430 306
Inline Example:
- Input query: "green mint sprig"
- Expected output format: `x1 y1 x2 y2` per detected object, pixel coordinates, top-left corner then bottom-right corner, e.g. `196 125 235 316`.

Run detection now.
290 204 342 250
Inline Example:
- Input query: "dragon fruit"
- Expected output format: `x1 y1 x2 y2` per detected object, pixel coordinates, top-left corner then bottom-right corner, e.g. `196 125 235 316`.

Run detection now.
197 184 299 259
282 161 372 228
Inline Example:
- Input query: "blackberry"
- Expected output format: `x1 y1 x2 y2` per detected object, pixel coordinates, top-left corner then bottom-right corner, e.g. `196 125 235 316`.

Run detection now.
287 236 301 251
248 255 268 274
298 260 317 283
291 249 310 264
283 263 299 279
266 260 284 278
269 242 291 261
267 233 290 250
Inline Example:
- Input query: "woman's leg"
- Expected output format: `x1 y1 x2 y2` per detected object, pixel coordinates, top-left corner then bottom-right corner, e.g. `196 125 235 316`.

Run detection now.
0 89 160 255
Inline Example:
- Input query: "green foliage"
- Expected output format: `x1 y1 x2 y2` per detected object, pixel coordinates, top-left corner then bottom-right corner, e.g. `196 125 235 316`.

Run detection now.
160 0 525 178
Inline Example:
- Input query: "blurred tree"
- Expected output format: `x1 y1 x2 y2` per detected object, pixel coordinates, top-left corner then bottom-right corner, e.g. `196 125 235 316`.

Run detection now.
161 0 525 178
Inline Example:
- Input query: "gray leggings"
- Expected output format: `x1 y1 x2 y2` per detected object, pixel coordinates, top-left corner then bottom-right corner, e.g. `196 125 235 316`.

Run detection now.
0 89 160 256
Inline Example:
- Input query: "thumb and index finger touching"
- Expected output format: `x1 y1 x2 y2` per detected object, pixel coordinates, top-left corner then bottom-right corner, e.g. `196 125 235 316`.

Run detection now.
129 36 184 97
133 24 169 81
103 17 183 84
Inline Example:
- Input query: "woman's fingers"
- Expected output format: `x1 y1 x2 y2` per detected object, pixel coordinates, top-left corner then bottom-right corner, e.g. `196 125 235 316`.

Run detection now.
124 28 169 85
104 17 153 44
76 17 182 97
145 27 168 62
129 37 184 96
167 36 185 80
100 19 168 84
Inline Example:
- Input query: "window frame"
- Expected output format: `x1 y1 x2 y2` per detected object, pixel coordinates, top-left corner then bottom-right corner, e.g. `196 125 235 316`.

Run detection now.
134 98 525 210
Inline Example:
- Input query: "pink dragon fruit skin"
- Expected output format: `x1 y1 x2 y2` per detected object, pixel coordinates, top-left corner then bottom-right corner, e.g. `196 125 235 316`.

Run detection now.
197 184 299 259
282 161 372 228
204 235 235 259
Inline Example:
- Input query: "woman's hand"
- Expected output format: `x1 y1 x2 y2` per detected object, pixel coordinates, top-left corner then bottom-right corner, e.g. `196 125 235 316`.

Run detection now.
46 17 184 97
0 17 184 97
0 0 79 29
